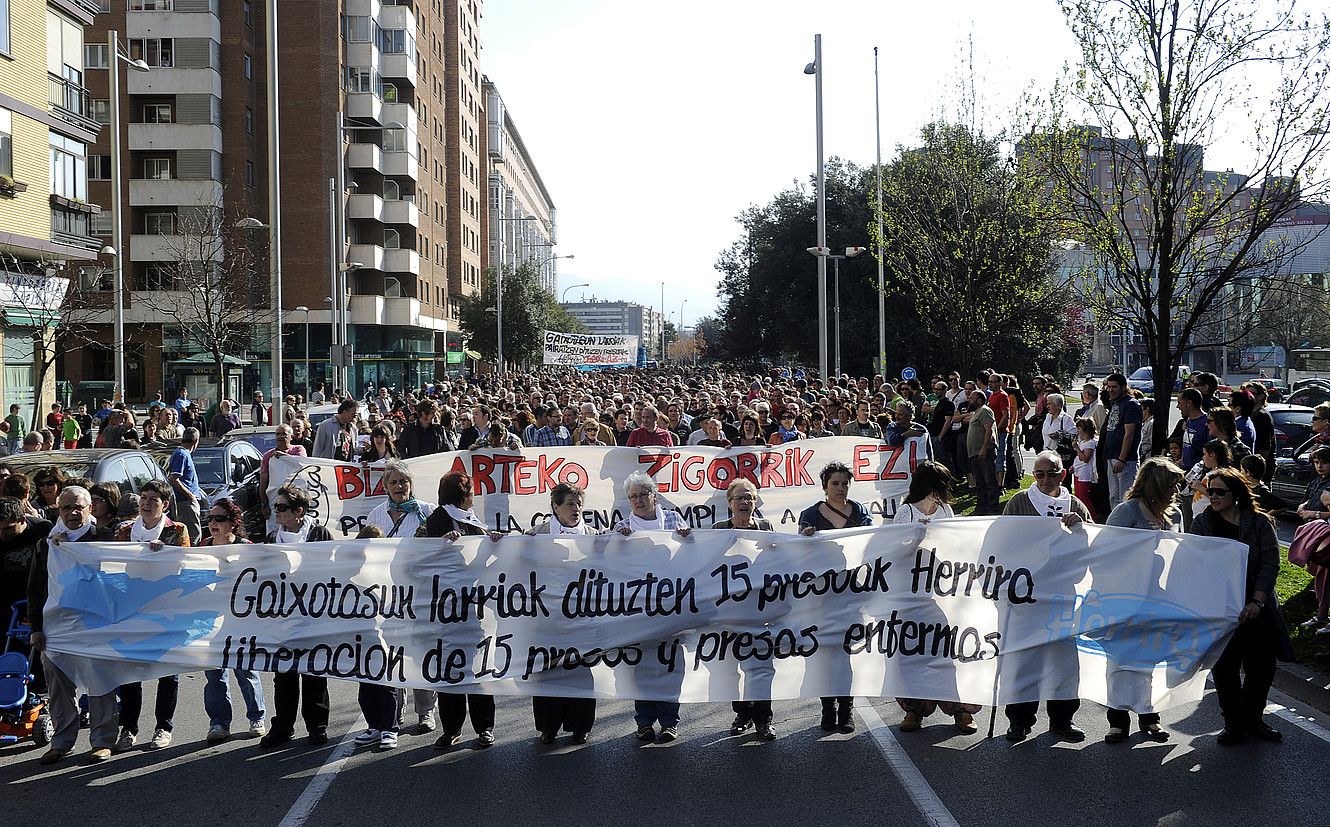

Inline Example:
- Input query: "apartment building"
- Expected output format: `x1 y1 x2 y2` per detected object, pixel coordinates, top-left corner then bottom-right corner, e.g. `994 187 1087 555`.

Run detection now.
53 0 496 401
0 0 102 419
484 77 558 294
560 300 662 361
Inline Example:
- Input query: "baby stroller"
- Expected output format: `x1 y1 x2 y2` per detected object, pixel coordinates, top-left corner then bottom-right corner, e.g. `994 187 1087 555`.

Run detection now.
0 601 53 746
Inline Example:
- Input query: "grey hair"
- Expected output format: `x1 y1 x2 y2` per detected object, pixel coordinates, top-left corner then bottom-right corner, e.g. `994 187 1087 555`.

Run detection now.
1034 450 1064 470
382 458 412 484
1046 392 1065 410
59 485 92 506
623 470 656 498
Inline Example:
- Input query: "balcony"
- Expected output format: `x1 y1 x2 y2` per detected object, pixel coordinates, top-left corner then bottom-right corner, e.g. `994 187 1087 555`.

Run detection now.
345 0 380 15
47 75 101 136
383 248 419 275
381 150 417 180
128 67 221 97
380 53 416 88
129 178 224 207
347 143 383 173
384 296 425 328
382 198 419 226
348 243 385 271
127 10 221 40
345 92 383 124
378 4 416 33
382 101 417 131
347 193 385 222
345 43 376 69
129 123 223 153
349 294 385 325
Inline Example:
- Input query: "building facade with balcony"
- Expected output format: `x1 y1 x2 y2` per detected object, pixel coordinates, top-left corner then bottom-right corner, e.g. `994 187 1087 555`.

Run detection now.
560 300 662 362
0 0 103 422
484 77 558 295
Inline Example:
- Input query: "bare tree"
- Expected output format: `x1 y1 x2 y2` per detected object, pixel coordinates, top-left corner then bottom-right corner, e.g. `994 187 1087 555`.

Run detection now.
1027 0 1330 452
0 248 103 428
136 204 271 403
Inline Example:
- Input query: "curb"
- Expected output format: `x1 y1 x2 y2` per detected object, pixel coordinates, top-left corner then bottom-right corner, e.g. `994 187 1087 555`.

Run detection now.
1274 661 1330 715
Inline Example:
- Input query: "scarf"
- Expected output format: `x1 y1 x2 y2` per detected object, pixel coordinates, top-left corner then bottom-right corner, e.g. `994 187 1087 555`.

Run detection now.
1026 485 1072 518
130 516 167 543
628 505 666 532
49 518 95 543
276 516 312 544
388 498 421 517
777 425 800 442
552 518 589 536
443 503 487 531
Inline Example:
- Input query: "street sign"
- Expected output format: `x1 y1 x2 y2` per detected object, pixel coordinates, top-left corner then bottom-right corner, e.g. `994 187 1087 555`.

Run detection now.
901 366 916 381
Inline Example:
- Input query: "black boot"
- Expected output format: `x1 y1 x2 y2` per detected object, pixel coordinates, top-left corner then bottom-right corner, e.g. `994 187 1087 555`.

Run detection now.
820 698 837 732
836 698 855 734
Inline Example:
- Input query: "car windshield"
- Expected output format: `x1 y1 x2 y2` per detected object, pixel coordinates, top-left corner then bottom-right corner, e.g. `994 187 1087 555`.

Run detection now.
1128 367 1152 380
5 460 94 480
189 449 229 489
1274 411 1313 428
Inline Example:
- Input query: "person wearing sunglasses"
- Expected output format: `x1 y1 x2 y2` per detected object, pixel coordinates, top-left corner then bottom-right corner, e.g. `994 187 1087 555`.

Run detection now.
196 498 267 745
261 485 334 748
1001 451 1093 744
30 467 65 523
576 418 607 446
1190 466 1293 746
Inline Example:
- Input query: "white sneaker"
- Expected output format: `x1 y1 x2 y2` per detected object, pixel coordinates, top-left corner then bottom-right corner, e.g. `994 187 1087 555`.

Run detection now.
206 725 231 745
111 728 136 754
353 728 381 747
146 728 172 750
417 712 436 733
247 720 267 738
378 731 398 751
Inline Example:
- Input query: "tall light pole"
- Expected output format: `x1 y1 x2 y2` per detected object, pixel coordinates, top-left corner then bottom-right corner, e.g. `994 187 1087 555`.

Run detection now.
265 0 284 409
823 247 867 376
561 282 589 303
805 35 828 382
874 46 886 376
659 281 665 361
106 32 149 403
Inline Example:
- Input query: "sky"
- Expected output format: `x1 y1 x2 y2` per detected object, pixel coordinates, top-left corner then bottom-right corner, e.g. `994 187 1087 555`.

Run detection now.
476 0 1263 327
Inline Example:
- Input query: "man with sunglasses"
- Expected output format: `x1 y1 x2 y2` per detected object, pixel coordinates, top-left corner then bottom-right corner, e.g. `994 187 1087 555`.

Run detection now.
1001 451 1093 744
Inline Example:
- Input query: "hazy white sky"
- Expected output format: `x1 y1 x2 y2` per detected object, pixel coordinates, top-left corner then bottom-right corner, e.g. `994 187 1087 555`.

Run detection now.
477 2 1101 324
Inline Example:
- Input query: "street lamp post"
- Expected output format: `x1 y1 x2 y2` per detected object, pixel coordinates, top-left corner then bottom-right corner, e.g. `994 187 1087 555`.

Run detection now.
874 46 886 375
805 35 828 382
560 282 589 303
106 32 149 404
266 0 284 409
679 299 687 364
295 305 310 398
810 246 866 376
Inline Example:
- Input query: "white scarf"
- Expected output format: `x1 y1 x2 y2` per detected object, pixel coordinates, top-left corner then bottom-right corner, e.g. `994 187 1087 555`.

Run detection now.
130 516 167 543
49 518 95 543
1026 485 1072 518
628 505 666 532
443 504 487 531
552 518 589 536
276 516 312 544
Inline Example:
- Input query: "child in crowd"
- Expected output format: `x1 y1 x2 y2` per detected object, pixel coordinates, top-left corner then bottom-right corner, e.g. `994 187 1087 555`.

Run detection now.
1073 417 1099 522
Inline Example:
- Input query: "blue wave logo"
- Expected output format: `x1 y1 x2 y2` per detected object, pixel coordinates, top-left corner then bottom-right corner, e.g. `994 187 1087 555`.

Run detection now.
1044 589 1225 671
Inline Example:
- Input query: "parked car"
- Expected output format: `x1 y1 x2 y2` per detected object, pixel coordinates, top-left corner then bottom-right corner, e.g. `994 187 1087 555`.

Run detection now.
149 440 267 538
1250 377 1289 403
1287 384 1330 409
222 426 278 455
1272 439 1327 508
0 449 166 497
1126 365 1193 396
1268 403 1316 456
305 403 370 428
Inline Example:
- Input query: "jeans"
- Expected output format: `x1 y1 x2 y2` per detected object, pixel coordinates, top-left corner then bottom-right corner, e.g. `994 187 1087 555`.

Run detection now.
634 700 680 729
995 432 1009 473
204 668 266 728
118 676 179 734
1107 459 1139 511
43 653 117 751
358 683 402 733
970 451 1000 515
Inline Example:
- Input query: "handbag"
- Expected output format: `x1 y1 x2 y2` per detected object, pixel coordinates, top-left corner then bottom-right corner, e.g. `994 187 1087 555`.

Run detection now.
1289 520 1330 567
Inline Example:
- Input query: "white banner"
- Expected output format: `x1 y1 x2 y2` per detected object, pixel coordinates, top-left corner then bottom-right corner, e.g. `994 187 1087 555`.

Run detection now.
543 330 639 368
43 518 1244 712
269 438 921 537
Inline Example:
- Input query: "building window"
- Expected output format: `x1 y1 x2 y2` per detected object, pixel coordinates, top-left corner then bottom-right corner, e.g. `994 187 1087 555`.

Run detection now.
128 38 174 68
242 0 251 25
0 0 9 55
244 53 252 79
90 209 113 236
91 99 110 125
0 108 11 178
144 157 172 179
142 264 178 291
384 229 400 249
85 44 108 69
383 128 406 152
142 102 172 123
88 154 112 180
345 16 372 43
244 107 253 134
245 159 254 187
144 211 176 234
49 133 87 201
129 0 174 9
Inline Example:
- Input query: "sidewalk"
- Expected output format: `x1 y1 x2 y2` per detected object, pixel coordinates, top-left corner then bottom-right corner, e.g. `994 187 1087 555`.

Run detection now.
1275 661 1330 715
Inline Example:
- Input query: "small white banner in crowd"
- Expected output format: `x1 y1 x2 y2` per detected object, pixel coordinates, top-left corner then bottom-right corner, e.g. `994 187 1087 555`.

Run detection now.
268 438 923 537
43 517 1243 712
542 330 639 368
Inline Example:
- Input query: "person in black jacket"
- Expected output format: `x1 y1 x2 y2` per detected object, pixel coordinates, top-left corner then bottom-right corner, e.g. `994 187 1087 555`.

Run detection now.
260 485 336 749
399 399 456 459
1190 466 1294 745
0 496 48 623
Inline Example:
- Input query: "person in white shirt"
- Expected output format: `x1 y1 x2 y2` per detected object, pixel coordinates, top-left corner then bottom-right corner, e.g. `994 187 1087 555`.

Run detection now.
1072 417 1100 522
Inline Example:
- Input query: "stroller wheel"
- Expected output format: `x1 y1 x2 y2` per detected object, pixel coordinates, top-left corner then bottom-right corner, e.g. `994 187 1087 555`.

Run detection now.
33 713 53 747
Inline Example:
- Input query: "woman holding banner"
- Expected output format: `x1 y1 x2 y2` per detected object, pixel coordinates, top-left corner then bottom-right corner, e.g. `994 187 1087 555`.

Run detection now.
261 485 334 749
526 482 600 745
1102 457 1185 743
890 461 979 734
799 461 874 734
420 470 501 749
713 478 778 741
1190 467 1294 746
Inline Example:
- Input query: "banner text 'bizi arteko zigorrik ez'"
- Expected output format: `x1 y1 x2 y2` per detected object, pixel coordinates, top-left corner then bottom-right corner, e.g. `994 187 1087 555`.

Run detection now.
42 517 1244 713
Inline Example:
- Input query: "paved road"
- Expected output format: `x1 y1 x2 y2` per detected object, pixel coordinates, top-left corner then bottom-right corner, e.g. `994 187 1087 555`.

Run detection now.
2 675 1328 827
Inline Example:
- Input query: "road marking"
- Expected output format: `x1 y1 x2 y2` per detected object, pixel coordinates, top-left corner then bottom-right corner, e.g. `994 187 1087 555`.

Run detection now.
277 718 365 827
855 702 962 827
1266 696 1330 746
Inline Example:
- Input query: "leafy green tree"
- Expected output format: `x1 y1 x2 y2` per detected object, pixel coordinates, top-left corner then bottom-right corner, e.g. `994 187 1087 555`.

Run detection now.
459 263 586 370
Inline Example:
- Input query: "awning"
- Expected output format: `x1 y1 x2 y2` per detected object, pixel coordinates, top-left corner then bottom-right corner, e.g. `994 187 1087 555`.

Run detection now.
2 308 58 327
170 353 252 366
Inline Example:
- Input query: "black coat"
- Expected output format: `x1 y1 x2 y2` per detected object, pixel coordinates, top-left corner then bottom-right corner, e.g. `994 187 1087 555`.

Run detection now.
419 507 486 538
399 423 456 458
1191 508 1296 662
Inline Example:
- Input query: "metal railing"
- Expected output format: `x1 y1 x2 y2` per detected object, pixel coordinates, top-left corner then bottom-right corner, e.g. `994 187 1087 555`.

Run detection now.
47 75 100 133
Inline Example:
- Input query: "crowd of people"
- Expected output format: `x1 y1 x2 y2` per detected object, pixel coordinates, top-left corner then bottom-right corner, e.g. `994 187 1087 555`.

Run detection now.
0 364 1324 765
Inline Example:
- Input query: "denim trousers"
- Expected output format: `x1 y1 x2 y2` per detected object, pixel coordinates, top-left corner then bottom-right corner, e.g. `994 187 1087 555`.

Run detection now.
634 700 681 728
203 668 266 728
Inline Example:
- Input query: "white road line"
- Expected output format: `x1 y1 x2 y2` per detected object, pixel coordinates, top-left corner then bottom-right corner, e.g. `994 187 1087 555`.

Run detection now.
277 717 365 827
855 702 962 827
1266 694 1330 746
